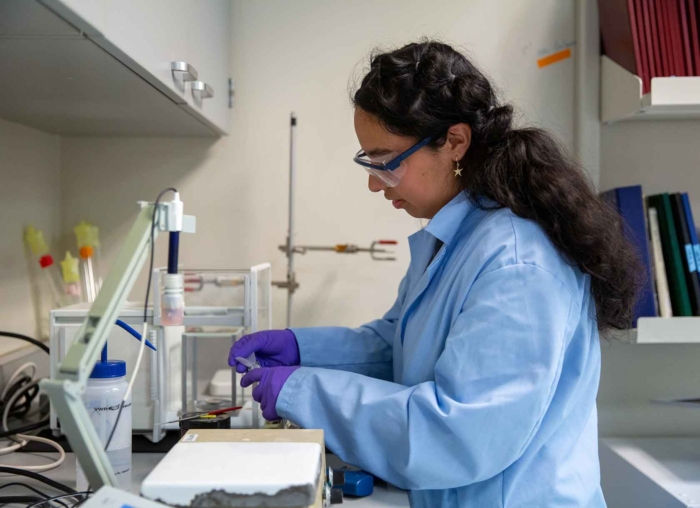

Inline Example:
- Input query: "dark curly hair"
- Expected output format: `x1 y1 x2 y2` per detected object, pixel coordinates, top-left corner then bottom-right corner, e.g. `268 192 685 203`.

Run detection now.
353 40 641 331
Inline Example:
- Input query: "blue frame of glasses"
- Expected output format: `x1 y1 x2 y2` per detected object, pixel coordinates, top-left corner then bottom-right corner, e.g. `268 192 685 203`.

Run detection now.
353 137 433 172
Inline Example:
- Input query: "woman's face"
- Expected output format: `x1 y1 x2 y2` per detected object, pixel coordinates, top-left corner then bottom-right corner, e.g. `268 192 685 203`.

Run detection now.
353 108 470 219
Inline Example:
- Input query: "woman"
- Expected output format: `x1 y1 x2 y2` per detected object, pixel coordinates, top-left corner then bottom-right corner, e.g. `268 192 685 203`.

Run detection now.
229 41 639 507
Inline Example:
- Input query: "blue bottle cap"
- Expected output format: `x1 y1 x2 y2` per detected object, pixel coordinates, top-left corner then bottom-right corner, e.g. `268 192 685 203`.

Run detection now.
90 360 126 379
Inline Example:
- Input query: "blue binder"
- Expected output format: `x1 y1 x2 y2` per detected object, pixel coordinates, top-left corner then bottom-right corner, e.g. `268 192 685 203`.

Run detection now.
602 185 658 324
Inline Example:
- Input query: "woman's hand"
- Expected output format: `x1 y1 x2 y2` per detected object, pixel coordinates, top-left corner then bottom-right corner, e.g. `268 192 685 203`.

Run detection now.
241 366 300 421
228 330 301 373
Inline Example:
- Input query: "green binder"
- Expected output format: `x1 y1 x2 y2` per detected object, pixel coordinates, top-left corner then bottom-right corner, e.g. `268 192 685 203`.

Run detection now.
648 193 692 316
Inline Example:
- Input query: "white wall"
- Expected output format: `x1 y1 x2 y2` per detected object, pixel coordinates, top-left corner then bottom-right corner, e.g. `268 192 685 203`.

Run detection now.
0 118 61 339
600 121 700 198
59 0 576 330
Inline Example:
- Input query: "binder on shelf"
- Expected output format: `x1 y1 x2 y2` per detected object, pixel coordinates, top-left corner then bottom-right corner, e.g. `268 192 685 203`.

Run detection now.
636 0 651 90
681 192 700 284
679 0 695 75
687 0 700 75
648 0 663 76
648 207 673 317
656 0 670 76
671 193 700 314
642 0 658 81
603 185 658 323
648 194 692 316
668 0 687 75
662 0 677 76
598 0 648 92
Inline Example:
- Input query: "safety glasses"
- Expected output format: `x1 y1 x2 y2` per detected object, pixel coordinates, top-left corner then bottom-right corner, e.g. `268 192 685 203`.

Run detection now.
353 137 432 187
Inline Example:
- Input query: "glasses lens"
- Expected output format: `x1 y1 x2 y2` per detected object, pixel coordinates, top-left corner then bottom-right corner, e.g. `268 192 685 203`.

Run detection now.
364 162 406 188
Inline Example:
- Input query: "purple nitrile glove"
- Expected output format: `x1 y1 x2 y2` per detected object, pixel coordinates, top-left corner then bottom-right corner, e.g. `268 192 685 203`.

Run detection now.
241 366 300 421
228 329 300 374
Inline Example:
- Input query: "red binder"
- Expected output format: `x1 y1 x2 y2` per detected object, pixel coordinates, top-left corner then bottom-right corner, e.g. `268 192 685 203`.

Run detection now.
656 0 671 75
679 0 695 75
642 0 658 80
662 0 678 75
688 0 700 75
635 0 651 91
668 0 687 75
599 0 648 91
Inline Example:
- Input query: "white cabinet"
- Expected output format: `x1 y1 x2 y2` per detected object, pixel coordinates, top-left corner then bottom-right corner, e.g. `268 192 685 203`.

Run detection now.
40 0 230 134
185 2 231 132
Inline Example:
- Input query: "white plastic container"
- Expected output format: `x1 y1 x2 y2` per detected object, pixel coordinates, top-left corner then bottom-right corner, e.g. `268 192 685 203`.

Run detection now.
76 360 132 491
161 273 184 326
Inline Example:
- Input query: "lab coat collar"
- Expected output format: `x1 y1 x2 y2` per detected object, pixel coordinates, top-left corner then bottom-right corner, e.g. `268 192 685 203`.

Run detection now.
424 191 476 246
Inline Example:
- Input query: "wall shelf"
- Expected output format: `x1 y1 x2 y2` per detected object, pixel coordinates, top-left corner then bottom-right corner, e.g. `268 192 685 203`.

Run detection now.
600 438 700 508
601 55 700 125
604 317 700 344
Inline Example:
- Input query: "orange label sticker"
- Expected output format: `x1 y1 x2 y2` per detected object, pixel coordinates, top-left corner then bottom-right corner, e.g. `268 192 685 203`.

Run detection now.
537 48 572 68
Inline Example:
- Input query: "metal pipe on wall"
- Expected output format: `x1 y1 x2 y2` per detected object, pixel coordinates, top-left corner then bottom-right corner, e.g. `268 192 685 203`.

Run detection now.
286 113 297 328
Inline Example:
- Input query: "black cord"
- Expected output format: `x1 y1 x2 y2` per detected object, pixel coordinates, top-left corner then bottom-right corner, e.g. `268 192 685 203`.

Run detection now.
103 401 124 453
11 383 38 417
0 331 49 355
26 491 90 508
3 375 39 418
104 187 176 456
0 494 43 503
0 418 48 439
0 467 77 495
1 375 30 414
0 483 69 508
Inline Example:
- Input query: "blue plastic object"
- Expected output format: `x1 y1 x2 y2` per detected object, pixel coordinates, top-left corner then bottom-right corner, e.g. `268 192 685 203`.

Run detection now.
115 319 157 351
340 470 373 497
88 320 157 378
90 359 126 379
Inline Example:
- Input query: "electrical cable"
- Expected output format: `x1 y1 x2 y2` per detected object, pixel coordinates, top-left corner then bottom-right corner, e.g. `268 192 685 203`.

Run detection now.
0 419 47 439
26 491 91 508
0 380 65 472
1 362 37 400
105 188 176 454
0 482 69 508
0 377 36 455
0 332 49 355
2 375 31 417
4 376 39 419
0 466 76 494
0 494 43 503
0 366 38 455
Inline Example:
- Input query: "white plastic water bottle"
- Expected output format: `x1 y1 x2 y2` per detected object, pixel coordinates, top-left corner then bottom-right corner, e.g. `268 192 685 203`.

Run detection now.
76 360 132 491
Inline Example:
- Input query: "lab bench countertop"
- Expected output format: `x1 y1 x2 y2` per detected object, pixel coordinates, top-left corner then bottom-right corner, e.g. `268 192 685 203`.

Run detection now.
0 451 410 507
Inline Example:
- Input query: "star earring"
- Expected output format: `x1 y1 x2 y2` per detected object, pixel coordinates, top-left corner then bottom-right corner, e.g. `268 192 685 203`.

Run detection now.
454 158 463 177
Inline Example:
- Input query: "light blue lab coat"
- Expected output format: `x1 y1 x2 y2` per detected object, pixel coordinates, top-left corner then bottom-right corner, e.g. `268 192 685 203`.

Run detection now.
278 192 606 508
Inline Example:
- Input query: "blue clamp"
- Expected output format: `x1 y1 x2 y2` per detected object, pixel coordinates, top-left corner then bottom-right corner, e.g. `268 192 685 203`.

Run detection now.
337 469 373 498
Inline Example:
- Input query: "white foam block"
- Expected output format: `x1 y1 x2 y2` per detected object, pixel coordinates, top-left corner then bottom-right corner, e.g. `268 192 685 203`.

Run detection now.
141 441 322 506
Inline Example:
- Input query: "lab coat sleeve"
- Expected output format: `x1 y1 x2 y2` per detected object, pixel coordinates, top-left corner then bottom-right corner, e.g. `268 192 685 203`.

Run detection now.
276 264 575 490
289 276 408 381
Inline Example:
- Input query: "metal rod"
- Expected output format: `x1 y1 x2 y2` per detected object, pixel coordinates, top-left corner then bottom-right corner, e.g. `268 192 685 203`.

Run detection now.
181 334 188 415
286 112 297 328
231 335 237 407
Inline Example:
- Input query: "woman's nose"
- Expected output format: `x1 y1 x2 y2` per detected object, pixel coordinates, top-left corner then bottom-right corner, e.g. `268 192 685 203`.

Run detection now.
368 175 387 193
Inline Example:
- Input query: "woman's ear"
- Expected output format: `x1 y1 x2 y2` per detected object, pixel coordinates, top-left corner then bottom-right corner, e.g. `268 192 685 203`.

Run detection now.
446 123 472 160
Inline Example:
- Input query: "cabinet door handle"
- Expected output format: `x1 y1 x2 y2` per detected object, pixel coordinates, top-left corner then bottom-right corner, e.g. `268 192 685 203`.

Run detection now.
192 81 214 99
171 61 198 82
